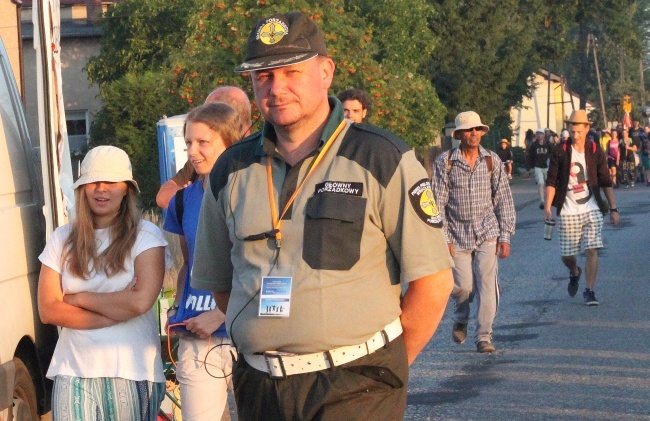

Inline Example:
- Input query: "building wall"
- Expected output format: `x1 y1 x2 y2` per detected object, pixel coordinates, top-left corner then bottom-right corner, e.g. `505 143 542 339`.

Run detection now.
0 2 22 92
510 72 594 147
23 34 102 151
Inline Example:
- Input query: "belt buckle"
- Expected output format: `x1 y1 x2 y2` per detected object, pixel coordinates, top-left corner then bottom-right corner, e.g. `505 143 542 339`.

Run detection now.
263 351 287 379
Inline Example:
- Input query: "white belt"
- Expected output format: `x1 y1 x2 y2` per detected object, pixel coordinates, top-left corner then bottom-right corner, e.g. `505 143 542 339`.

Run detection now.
244 318 402 379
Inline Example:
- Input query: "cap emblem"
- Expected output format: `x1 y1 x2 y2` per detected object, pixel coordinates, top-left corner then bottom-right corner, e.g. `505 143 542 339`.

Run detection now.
257 18 289 45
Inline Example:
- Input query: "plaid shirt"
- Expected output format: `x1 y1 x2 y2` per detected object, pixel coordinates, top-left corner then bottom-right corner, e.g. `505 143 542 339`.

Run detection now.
432 146 516 250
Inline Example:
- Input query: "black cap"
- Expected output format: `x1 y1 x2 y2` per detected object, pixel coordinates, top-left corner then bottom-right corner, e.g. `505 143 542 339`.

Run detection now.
235 11 327 73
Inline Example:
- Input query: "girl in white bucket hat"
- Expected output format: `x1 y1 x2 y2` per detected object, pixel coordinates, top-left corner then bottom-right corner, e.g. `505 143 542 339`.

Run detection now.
38 145 168 420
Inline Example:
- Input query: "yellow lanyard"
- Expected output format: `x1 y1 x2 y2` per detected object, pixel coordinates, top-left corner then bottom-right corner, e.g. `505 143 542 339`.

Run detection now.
266 120 346 248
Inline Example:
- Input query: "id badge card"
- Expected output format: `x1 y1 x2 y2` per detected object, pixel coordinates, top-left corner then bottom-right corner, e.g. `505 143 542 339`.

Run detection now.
258 276 292 317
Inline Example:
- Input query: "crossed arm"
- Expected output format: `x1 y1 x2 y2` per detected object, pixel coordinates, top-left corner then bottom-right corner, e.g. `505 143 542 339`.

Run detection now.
38 246 166 329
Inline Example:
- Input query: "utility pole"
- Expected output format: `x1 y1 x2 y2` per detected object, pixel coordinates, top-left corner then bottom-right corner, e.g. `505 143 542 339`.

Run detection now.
588 34 608 127
641 58 646 105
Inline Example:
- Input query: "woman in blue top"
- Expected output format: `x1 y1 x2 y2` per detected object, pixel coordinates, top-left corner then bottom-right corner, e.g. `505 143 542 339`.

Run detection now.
164 102 241 420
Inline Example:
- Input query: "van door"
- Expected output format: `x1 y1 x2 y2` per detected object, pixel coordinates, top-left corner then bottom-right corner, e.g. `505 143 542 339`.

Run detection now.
0 36 57 419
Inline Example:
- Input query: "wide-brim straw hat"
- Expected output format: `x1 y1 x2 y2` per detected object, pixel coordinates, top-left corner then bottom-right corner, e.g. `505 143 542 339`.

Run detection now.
565 110 592 126
452 111 489 138
500 139 510 145
72 145 140 193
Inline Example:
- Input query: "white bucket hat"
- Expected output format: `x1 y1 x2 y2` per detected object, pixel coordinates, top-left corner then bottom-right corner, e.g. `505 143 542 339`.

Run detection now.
72 145 139 193
452 111 489 138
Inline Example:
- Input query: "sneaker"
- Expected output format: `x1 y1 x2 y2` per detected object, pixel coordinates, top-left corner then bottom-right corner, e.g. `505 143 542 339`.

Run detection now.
452 322 467 344
539 202 544 209
625 184 630 189
583 289 599 306
507 174 512 180
630 182 635 187
568 267 581 297
477 341 496 353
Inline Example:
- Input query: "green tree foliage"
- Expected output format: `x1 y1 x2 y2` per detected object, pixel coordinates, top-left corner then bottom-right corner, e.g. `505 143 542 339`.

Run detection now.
86 0 193 87
87 0 447 208
426 0 543 126
425 0 649 135
89 72 187 208
164 0 445 144
87 0 650 208
557 0 646 116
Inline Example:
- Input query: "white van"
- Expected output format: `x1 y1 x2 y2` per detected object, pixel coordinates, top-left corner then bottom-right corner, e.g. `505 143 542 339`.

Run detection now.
0 36 57 420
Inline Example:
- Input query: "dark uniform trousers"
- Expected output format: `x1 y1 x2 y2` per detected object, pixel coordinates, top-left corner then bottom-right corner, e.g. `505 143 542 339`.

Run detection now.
233 335 409 421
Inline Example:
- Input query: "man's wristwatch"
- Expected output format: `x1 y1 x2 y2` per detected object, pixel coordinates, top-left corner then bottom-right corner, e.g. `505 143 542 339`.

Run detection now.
167 304 179 313
610 208 618 213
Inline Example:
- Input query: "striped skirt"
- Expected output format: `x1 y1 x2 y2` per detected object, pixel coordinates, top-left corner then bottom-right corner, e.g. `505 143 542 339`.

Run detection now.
52 376 165 421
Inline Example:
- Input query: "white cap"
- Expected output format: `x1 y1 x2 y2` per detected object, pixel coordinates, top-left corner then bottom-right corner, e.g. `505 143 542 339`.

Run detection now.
72 146 139 193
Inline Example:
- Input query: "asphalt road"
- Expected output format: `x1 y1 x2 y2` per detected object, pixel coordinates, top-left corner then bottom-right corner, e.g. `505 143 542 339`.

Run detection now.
405 178 650 421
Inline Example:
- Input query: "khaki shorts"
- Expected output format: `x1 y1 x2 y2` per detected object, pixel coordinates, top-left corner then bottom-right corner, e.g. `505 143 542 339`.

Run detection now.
534 167 548 185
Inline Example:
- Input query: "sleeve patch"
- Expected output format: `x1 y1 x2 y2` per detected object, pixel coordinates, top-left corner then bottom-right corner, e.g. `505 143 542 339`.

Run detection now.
409 179 442 228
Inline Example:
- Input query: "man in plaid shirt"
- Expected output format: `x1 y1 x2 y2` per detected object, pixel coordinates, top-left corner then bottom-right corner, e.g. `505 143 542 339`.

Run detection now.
432 111 516 353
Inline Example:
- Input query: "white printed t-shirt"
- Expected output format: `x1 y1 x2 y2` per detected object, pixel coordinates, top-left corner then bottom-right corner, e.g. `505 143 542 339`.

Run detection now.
39 220 168 382
561 146 600 215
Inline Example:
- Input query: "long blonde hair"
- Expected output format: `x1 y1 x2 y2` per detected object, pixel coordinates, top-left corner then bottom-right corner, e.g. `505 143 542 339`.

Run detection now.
63 185 140 279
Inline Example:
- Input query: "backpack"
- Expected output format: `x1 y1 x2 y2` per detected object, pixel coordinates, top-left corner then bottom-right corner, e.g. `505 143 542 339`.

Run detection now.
174 188 186 229
446 148 496 200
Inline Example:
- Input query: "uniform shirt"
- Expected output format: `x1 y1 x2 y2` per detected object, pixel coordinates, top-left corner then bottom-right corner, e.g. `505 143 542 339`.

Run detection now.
38 221 168 382
164 181 227 337
431 147 516 250
191 97 453 354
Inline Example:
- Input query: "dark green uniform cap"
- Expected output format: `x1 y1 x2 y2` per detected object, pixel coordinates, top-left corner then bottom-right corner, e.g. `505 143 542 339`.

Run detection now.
235 11 327 73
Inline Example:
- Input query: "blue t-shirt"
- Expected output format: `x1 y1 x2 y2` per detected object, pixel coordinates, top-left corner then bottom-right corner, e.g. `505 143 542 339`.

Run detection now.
164 181 228 337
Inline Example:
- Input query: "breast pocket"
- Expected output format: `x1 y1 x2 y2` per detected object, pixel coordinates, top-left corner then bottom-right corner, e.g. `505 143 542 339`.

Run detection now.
303 194 367 270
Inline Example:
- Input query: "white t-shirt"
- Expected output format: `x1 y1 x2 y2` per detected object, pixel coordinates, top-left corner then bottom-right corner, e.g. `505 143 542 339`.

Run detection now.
39 220 168 382
562 146 600 215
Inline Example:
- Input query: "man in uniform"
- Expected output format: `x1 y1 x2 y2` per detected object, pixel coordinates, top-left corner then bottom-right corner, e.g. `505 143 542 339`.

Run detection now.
191 11 453 420
432 111 516 353
337 88 372 123
545 110 619 306
155 86 253 208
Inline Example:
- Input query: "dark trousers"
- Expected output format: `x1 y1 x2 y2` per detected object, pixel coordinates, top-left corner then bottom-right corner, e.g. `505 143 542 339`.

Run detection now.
233 335 408 421
621 160 636 184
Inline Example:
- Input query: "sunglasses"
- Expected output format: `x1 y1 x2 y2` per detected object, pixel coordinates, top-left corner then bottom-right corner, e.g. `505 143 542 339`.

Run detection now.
460 127 483 133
